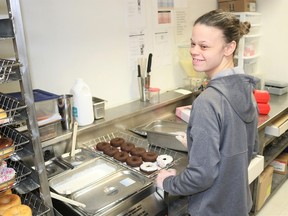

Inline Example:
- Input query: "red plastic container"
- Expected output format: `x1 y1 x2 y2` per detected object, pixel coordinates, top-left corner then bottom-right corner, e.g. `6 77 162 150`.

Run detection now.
257 103 270 115
253 90 270 104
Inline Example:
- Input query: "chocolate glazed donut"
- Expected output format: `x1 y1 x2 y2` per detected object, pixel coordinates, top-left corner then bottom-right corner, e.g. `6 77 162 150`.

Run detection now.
130 147 146 157
126 156 143 167
110 137 125 148
113 151 129 162
142 151 158 162
120 142 135 153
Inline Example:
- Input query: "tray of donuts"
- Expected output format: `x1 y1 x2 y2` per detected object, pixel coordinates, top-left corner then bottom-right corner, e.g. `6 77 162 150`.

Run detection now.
0 126 30 161
0 92 27 126
84 131 180 178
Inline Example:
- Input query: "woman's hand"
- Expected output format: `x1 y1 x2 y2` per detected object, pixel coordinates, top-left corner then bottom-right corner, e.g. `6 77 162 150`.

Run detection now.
175 131 188 148
156 169 177 190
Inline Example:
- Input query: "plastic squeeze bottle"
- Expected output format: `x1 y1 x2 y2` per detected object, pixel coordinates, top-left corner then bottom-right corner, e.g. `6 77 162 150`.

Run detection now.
70 78 94 126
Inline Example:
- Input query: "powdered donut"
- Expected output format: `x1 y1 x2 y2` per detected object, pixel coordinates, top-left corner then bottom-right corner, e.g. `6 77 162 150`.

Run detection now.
142 151 158 162
157 154 173 168
140 162 158 174
126 156 143 167
130 147 146 157
110 137 125 147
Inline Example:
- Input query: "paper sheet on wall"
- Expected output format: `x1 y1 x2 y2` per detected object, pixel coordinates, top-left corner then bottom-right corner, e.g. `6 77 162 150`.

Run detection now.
175 9 190 44
153 30 173 66
126 0 146 29
128 30 147 75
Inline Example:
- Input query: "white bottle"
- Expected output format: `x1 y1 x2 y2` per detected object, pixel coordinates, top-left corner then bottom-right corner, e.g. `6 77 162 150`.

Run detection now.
70 78 94 126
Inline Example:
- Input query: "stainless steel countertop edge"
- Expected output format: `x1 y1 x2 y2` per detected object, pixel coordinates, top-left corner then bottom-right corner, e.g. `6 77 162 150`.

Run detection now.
41 89 195 147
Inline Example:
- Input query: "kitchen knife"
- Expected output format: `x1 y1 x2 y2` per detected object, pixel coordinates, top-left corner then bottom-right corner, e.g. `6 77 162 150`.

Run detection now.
147 53 153 74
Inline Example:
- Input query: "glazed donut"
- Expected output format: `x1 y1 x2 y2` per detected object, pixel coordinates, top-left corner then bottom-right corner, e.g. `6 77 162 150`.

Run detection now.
0 138 13 149
142 151 158 162
126 156 143 167
0 194 21 215
102 146 119 157
130 147 146 157
120 142 135 153
95 142 110 151
140 162 158 174
113 151 129 162
0 138 14 160
0 108 7 119
110 137 125 148
157 154 173 168
3 204 32 216
0 189 12 198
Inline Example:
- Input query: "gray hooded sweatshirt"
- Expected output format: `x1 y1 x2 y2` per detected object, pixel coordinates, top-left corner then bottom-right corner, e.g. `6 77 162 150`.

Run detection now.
163 69 259 216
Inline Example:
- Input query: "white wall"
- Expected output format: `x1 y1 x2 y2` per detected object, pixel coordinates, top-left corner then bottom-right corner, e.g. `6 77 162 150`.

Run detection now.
0 0 216 108
257 0 288 83
2 0 284 108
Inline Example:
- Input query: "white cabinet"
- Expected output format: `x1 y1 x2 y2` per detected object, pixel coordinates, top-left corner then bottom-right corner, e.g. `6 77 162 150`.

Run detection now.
233 12 262 75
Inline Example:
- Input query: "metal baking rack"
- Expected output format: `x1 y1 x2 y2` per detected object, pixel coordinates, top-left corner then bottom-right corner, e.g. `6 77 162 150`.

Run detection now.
0 58 22 83
16 191 50 216
83 130 181 178
0 93 27 126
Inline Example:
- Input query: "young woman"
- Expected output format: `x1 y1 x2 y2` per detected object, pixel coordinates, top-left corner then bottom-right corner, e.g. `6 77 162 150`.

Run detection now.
156 9 259 216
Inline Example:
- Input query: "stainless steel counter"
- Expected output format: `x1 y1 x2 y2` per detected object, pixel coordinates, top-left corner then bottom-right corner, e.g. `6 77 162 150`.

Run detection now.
44 89 288 216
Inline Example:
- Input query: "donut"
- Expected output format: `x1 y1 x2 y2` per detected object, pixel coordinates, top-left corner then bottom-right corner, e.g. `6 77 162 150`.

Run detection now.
126 156 143 167
157 154 173 168
0 108 7 119
113 151 129 162
3 204 32 216
0 138 13 149
0 161 7 169
120 142 135 152
0 167 16 191
142 151 158 162
140 162 158 174
130 147 146 157
0 194 21 215
110 137 125 148
95 142 110 151
0 138 14 160
0 189 12 198
102 146 119 157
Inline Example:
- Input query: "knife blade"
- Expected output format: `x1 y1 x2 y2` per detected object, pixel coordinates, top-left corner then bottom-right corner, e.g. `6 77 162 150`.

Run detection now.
147 53 153 74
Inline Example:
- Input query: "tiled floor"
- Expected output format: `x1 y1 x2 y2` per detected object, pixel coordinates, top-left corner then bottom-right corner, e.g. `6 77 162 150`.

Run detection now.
256 179 288 216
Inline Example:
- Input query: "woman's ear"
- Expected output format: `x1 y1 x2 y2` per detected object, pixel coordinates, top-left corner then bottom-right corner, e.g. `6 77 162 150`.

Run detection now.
224 41 237 56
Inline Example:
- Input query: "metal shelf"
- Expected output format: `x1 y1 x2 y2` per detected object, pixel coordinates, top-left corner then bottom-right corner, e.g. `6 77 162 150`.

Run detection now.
0 59 22 83
0 0 54 215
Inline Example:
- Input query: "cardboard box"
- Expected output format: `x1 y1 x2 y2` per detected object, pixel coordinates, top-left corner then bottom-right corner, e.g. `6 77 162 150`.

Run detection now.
270 153 288 175
175 105 191 123
218 0 257 12
256 165 274 211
